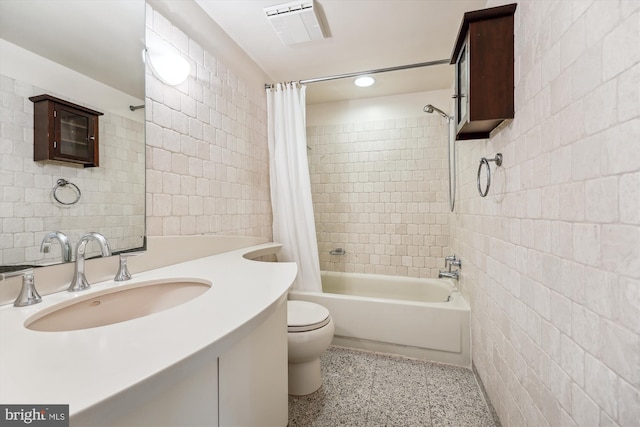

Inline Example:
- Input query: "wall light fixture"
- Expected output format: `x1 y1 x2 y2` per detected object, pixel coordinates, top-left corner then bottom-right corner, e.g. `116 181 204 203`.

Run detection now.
144 45 190 86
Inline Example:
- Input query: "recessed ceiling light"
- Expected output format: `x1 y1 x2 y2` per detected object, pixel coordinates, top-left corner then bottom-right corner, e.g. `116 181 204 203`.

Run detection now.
354 76 375 87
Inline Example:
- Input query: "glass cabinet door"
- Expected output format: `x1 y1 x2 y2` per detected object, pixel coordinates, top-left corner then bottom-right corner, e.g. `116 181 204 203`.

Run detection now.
53 103 97 165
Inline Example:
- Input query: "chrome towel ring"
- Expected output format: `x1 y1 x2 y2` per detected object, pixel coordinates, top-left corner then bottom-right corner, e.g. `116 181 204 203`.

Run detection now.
53 179 81 205
477 153 503 197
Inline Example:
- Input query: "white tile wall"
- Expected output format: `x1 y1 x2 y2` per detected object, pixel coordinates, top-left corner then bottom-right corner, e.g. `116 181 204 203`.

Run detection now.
307 115 449 277
145 7 271 239
451 0 640 426
0 76 145 265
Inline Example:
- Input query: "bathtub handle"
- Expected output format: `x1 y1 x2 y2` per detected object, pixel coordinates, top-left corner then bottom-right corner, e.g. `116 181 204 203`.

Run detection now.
445 255 461 269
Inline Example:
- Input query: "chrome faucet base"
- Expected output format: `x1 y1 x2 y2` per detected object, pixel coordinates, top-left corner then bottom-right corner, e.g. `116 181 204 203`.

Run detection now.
114 260 132 281
68 273 92 292
14 272 42 306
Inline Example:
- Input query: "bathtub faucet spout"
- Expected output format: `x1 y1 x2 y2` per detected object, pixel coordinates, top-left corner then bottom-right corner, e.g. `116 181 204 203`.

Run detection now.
438 270 459 280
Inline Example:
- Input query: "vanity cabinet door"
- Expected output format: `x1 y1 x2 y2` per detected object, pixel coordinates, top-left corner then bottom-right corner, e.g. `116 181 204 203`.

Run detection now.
30 94 103 167
219 300 288 426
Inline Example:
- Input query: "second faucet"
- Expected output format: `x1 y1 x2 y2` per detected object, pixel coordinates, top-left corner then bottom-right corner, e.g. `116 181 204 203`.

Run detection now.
68 232 112 292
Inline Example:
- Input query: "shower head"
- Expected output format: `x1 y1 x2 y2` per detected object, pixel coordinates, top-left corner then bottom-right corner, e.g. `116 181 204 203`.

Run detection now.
423 104 452 121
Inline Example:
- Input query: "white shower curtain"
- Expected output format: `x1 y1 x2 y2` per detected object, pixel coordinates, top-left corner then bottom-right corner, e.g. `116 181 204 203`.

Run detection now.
266 82 322 292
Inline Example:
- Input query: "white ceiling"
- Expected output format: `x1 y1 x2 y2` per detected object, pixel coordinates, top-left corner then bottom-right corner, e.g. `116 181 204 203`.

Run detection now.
0 0 145 99
0 0 487 105
195 0 487 104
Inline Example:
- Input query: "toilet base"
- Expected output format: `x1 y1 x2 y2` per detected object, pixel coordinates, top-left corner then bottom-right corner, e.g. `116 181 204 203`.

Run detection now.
288 358 322 396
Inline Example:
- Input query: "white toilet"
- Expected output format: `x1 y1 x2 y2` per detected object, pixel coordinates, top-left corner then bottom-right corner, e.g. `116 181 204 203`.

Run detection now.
287 300 335 395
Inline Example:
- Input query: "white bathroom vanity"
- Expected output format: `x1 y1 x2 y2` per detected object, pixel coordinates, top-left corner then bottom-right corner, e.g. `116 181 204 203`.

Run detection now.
0 238 296 427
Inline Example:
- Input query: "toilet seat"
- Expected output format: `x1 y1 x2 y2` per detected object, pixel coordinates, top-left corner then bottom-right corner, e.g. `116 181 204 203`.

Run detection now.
287 301 331 332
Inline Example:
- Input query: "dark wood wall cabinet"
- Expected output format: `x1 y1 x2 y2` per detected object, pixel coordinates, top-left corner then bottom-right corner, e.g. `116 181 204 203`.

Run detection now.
30 94 103 167
451 3 517 141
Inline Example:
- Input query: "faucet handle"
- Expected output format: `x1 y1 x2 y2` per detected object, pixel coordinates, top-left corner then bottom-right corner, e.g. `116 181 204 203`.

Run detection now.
1 267 42 307
0 266 34 280
114 251 144 282
444 254 457 268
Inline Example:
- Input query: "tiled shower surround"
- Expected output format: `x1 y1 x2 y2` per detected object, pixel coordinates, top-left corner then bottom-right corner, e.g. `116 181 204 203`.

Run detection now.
307 115 449 277
145 6 272 239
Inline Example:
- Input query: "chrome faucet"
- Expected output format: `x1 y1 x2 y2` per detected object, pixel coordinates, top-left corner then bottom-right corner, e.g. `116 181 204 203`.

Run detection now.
439 255 462 280
68 232 111 292
40 231 72 262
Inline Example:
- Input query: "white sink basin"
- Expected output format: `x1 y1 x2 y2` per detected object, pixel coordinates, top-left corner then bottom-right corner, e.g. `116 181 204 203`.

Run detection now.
26 279 211 332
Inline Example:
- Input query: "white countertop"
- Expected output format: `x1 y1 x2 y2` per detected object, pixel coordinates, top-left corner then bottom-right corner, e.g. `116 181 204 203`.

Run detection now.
0 243 296 417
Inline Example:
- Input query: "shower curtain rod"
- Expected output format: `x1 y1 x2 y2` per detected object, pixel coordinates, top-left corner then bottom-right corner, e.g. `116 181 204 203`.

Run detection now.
264 58 450 89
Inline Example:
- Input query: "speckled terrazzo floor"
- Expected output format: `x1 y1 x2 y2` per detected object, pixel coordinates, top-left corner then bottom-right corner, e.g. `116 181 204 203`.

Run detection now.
288 346 497 427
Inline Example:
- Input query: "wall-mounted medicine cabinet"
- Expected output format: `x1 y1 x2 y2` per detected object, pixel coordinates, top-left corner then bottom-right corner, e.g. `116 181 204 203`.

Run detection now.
30 94 103 167
451 3 517 140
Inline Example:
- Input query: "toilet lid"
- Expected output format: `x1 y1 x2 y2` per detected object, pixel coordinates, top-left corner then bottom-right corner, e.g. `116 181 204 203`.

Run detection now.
287 300 331 332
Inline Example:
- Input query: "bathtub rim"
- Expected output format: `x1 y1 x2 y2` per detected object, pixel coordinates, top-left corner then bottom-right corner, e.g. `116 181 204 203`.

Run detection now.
288 288 469 311
293 271 469 310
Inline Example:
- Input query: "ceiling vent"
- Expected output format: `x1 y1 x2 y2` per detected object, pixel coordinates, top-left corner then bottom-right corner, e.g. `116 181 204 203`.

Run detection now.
264 1 326 45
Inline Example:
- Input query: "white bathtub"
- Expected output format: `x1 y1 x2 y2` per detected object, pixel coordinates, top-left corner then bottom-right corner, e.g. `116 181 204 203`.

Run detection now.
288 271 470 367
